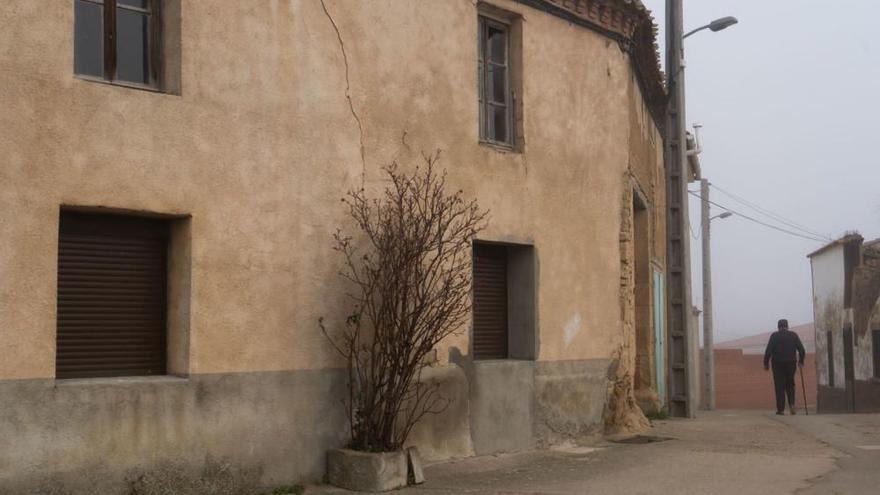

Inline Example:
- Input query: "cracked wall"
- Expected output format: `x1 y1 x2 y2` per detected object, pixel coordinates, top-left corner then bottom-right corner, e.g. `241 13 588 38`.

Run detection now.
0 0 666 489
0 0 663 381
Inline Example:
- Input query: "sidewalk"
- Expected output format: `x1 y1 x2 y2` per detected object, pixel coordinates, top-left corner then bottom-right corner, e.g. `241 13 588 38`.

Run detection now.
308 410 844 495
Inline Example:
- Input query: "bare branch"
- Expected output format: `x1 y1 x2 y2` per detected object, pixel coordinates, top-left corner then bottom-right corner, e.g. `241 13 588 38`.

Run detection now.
319 153 488 451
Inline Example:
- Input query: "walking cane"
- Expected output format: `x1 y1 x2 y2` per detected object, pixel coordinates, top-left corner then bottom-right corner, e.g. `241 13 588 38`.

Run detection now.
799 364 808 416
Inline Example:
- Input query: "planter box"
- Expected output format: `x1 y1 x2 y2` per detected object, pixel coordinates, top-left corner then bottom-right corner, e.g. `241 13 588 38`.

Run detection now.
326 449 408 492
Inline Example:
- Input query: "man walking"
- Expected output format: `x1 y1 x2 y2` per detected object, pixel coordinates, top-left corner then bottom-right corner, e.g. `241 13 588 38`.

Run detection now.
764 319 806 415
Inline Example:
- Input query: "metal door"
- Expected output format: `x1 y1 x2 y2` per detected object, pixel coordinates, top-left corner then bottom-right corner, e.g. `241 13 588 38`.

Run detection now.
653 269 666 404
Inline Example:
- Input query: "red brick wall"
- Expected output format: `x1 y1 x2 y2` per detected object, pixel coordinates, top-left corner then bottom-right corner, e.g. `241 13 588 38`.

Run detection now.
700 349 817 410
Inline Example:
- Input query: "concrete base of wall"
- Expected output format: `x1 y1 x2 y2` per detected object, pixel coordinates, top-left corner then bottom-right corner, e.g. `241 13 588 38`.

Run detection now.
404 365 474 461
1 359 613 493
534 359 610 446
0 367 469 494
817 385 852 414
468 360 536 455
818 380 880 414
462 358 612 453
0 370 351 494
854 379 880 412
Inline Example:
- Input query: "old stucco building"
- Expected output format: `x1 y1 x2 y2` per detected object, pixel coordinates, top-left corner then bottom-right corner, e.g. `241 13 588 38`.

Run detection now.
809 234 880 413
0 0 668 492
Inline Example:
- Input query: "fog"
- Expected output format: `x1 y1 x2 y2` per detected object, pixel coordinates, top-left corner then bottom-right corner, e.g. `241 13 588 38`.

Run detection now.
640 0 880 342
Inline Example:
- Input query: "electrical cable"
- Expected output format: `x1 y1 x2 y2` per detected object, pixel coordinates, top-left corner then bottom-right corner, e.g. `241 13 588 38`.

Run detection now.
708 183 832 242
689 220 701 240
687 191 828 243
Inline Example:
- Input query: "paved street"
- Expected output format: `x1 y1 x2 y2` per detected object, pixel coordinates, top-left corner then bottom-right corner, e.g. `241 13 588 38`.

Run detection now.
309 411 880 494
779 413 880 494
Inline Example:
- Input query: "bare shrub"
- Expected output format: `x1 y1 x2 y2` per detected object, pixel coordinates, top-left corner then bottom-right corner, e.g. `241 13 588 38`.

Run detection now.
320 152 487 452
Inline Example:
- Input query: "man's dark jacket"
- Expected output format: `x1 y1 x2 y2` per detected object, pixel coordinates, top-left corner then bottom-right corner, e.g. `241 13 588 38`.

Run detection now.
763 329 806 366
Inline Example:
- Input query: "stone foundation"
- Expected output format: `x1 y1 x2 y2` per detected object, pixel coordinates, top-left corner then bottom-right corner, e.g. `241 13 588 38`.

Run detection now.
0 359 617 493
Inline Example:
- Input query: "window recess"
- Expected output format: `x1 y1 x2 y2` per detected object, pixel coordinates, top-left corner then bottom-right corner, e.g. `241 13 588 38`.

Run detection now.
74 0 162 89
56 211 170 379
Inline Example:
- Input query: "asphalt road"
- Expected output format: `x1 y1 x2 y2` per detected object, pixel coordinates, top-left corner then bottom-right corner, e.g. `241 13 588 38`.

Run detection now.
776 412 880 494
309 410 880 494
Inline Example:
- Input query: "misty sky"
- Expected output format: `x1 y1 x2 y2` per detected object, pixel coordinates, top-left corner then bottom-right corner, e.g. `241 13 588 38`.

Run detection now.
639 0 880 342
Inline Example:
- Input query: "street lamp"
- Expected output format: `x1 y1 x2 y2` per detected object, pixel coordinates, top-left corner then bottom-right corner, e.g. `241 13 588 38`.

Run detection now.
686 17 737 412
701 180 733 411
684 16 739 39
664 3 738 417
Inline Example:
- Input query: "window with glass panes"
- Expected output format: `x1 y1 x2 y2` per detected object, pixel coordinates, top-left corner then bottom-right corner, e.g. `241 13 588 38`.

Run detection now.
478 16 513 147
74 0 161 88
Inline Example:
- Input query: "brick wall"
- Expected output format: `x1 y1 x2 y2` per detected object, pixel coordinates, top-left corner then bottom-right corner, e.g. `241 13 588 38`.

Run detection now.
699 349 817 410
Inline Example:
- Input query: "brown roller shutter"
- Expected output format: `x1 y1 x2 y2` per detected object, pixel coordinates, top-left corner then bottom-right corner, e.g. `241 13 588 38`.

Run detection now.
56 211 168 379
472 244 508 360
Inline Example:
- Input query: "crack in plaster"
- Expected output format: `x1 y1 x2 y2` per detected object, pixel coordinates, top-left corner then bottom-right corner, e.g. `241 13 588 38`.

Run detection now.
319 0 367 185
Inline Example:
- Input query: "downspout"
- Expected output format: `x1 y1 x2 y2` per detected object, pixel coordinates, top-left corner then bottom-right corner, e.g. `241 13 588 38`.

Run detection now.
686 124 703 181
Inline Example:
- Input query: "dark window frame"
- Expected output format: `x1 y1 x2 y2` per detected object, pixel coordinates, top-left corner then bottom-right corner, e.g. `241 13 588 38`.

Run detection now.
478 15 514 149
873 328 880 379
472 242 509 360
471 241 537 361
74 0 163 91
827 330 835 387
56 210 170 379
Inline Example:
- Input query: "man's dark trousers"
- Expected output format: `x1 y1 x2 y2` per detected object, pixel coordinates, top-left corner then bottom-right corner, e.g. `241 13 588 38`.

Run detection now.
772 361 797 413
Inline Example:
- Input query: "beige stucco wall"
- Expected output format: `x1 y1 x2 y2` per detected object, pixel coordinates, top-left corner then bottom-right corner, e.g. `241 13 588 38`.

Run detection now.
0 0 665 381
1 1 669 490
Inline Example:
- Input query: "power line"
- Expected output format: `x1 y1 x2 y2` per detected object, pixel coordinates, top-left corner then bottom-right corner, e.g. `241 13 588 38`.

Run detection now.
708 183 832 241
687 191 829 243
691 192 828 243
710 183 831 241
689 220 701 240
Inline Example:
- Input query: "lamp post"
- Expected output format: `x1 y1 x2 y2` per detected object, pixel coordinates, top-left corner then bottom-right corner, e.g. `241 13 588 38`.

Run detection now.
701 178 732 410
684 16 739 40
664 2 737 417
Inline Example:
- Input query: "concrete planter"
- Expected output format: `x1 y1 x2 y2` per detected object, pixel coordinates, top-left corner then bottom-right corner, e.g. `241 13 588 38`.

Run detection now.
326 448 408 492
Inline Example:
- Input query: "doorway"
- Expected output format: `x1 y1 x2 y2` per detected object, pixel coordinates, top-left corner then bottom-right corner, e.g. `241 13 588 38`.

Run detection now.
633 193 653 397
843 326 855 412
653 269 666 404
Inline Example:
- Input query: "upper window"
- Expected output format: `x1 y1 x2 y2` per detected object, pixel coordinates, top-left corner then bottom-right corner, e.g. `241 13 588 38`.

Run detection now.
478 16 514 148
74 0 162 89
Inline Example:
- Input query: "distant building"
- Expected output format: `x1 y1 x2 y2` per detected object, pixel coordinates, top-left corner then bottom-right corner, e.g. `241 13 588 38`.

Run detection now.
808 234 880 413
701 323 817 410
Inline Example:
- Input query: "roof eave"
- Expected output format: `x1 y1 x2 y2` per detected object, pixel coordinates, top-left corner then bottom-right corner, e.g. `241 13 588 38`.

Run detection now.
807 233 864 259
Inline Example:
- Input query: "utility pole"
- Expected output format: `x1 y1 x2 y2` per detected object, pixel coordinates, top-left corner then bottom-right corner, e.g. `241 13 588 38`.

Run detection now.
700 178 715 410
664 0 695 418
